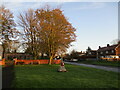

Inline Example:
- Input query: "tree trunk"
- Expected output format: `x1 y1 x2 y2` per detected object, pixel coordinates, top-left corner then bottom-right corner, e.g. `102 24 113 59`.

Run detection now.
34 55 37 60
2 44 5 59
2 48 5 59
49 55 53 65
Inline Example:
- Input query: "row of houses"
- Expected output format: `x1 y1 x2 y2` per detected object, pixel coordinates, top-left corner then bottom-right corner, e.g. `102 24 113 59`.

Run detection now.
79 43 120 60
64 43 120 61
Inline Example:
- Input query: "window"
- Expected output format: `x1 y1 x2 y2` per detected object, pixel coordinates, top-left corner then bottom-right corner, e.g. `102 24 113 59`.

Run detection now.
112 50 114 53
106 51 108 54
116 56 119 58
101 56 104 58
100 52 103 54
89 52 91 55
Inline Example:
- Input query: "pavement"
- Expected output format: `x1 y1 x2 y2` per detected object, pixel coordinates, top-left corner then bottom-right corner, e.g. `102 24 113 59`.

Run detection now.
64 62 120 73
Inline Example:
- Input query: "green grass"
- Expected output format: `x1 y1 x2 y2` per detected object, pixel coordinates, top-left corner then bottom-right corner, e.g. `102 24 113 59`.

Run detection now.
77 60 120 67
12 64 120 88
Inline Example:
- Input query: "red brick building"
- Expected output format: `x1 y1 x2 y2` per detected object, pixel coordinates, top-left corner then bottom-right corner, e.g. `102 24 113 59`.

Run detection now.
115 44 120 56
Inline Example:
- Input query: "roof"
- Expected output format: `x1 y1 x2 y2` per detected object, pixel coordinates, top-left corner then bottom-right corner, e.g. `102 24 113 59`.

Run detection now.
98 44 118 52
90 50 97 52
115 44 120 50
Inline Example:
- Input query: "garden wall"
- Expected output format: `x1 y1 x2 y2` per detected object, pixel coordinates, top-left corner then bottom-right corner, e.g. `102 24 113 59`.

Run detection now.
15 59 61 65
0 59 61 65
0 60 5 65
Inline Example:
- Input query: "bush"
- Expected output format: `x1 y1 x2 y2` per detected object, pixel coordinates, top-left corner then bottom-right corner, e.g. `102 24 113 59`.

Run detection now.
16 62 24 65
33 62 39 65
5 60 14 67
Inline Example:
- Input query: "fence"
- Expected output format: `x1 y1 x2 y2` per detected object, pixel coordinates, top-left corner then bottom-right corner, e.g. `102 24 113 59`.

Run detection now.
0 59 61 65
15 59 61 65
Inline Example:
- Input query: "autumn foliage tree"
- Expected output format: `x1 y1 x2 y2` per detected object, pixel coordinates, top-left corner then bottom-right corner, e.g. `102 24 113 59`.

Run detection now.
35 6 76 65
18 6 76 64
0 5 19 58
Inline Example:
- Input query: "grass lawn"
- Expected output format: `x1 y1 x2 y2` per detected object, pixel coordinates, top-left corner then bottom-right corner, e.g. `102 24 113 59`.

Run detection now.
77 60 120 67
12 64 120 88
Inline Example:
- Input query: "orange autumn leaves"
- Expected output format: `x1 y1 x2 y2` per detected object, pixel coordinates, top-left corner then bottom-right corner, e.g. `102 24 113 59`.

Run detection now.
18 6 76 64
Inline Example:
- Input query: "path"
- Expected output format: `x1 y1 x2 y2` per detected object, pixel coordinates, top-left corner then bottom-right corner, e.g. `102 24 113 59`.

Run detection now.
65 62 120 73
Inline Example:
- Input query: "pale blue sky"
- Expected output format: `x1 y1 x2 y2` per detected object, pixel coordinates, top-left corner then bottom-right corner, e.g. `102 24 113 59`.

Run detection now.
2 2 118 53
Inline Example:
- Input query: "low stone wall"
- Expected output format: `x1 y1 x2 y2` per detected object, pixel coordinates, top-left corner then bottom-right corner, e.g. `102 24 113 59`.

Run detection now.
0 60 5 65
15 59 61 65
0 61 2 65
0 59 61 65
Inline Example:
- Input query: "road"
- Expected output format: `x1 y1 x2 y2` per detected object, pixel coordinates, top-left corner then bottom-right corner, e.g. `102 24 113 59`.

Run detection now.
65 62 120 73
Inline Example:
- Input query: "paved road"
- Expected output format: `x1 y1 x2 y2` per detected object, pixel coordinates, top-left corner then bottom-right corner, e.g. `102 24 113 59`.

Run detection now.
65 62 120 73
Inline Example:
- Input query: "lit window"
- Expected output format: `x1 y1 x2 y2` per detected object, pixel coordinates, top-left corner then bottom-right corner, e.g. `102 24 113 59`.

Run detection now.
89 52 91 54
106 51 108 53
116 56 119 58
112 50 114 53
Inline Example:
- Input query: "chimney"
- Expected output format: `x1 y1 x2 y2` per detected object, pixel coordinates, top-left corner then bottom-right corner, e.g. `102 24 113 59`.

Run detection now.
107 44 110 47
99 46 101 49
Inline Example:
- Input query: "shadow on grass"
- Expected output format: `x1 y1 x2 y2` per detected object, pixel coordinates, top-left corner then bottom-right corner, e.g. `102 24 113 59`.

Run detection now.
2 65 15 89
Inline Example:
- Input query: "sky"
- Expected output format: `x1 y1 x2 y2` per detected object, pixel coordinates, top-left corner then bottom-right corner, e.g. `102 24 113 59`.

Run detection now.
1 1 119 53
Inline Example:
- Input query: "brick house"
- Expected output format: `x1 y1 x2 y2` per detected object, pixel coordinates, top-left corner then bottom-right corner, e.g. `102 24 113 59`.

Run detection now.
115 44 120 57
97 44 119 59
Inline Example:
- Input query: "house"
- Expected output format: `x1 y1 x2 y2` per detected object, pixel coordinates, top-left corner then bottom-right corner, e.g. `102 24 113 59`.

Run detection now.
0 45 3 60
77 51 87 61
97 44 119 60
86 50 97 59
85 47 97 60
115 44 120 57
77 51 86 56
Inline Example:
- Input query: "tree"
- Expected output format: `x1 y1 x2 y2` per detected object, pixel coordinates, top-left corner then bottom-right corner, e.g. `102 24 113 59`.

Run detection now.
110 39 120 45
70 50 79 59
8 40 21 53
86 47 91 51
18 5 76 64
35 6 76 65
18 9 40 59
0 5 19 58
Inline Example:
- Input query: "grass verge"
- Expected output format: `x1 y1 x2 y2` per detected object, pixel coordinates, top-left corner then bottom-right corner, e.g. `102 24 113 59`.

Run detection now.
77 60 120 67
12 64 120 88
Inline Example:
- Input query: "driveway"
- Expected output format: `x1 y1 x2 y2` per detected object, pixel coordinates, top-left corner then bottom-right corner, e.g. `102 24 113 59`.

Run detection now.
65 62 120 73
